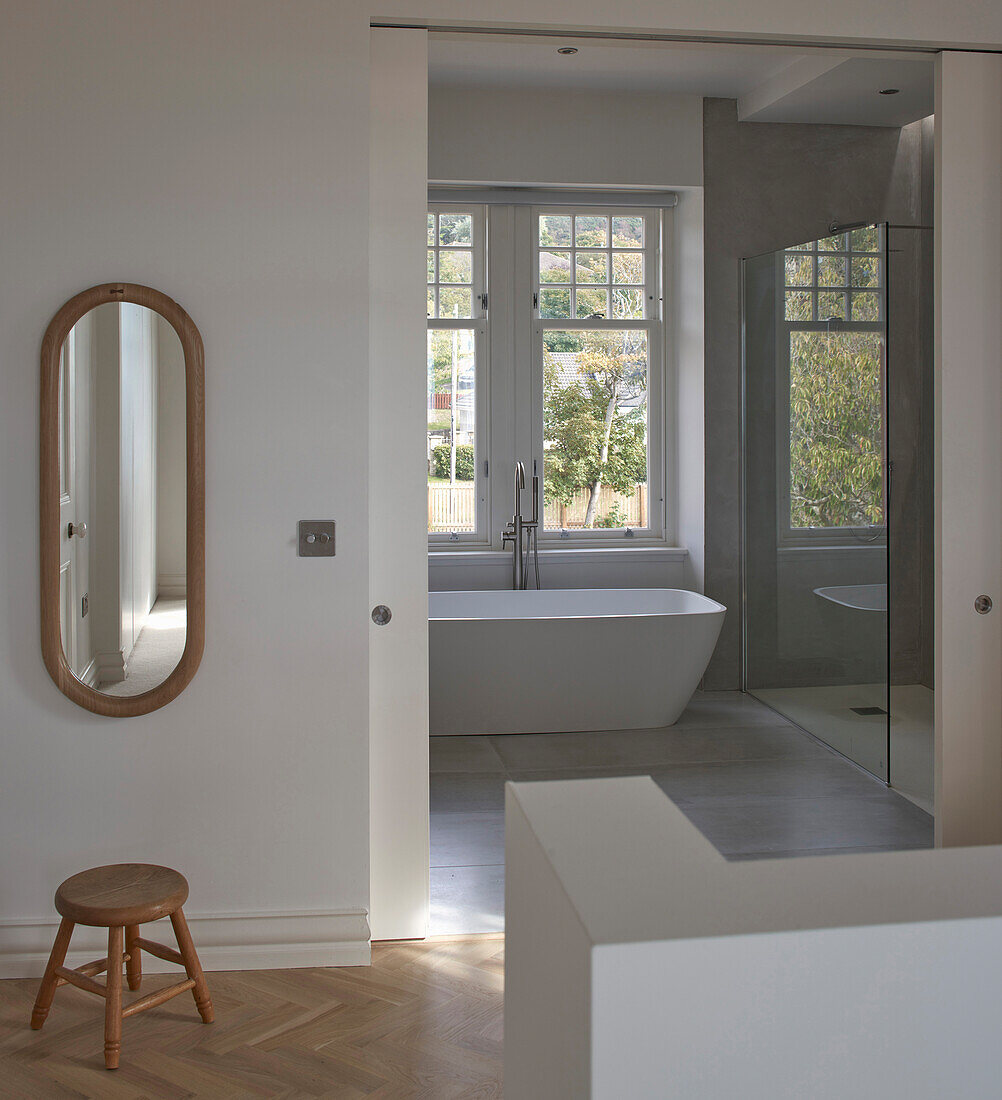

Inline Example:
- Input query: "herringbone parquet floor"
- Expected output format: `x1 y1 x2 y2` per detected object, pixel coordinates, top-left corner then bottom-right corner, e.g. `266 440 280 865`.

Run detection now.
0 937 504 1098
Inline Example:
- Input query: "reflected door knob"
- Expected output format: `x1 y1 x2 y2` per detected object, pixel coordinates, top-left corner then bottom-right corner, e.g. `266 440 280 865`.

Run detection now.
68 521 87 539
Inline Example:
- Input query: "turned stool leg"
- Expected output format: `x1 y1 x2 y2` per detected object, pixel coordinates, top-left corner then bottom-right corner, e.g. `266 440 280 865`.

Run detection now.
170 908 213 1023
125 925 141 991
104 926 124 1070
31 918 75 1030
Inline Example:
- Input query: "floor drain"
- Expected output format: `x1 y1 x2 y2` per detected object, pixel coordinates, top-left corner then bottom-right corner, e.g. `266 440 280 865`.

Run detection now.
850 706 887 716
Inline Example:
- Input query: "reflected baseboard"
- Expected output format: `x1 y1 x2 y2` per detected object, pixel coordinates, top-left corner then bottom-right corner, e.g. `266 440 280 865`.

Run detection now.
158 573 187 599
95 649 127 684
77 656 99 688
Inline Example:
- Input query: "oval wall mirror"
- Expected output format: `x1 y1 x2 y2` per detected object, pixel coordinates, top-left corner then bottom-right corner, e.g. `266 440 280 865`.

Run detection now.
40 284 204 716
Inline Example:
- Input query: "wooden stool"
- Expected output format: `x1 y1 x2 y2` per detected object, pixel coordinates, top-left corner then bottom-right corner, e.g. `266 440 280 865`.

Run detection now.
31 864 214 1069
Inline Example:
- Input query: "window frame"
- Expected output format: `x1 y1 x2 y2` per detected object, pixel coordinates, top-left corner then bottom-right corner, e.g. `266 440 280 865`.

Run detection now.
426 200 673 551
774 227 888 549
426 203 490 546
530 205 668 546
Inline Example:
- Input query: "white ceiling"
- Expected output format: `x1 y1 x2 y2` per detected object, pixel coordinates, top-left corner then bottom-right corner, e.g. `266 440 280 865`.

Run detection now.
428 34 935 128
743 55 934 127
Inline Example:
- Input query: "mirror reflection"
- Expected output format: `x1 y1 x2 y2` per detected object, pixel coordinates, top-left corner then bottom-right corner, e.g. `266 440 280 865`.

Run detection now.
58 303 186 696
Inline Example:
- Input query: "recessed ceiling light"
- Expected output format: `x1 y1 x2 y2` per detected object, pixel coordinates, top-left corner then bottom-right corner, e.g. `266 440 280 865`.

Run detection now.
557 47 579 55
879 88 900 95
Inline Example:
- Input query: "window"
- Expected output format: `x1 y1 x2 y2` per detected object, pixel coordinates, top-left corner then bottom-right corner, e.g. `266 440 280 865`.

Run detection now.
427 205 487 541
427 200 669 547
778 226 886 544
533 209 662 537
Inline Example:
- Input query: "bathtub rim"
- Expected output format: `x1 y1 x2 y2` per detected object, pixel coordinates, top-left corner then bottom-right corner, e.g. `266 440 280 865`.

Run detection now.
428 587 727 623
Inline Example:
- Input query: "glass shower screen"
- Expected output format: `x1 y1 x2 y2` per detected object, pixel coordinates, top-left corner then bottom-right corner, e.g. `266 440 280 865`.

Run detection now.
742 226 890 780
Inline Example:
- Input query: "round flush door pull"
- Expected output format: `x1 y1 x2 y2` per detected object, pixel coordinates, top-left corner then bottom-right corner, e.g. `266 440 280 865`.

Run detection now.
975 595 993 615
371 605 392 626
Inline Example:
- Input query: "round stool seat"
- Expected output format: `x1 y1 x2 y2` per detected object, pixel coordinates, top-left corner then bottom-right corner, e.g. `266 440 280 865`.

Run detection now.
55 864 189 928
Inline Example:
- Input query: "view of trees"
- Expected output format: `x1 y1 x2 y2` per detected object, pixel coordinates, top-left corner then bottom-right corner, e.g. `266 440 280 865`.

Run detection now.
542 330 648 528
788 330 884 528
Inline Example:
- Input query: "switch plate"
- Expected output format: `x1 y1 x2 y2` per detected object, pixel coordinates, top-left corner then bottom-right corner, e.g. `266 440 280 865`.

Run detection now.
298 520 336 557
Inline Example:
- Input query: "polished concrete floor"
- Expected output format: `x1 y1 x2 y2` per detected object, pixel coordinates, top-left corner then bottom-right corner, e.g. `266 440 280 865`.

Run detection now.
430 689 934 935
752 683 934 814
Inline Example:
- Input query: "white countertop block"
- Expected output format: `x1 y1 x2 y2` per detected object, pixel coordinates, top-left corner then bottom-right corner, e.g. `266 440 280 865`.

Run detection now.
504 777 1002 1099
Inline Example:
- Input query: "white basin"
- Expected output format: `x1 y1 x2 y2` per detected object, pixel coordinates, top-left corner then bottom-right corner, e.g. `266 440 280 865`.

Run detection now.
813 583 887 612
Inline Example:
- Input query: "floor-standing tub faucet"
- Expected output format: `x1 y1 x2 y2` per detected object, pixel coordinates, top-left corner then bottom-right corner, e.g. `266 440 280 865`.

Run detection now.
501 461 540 589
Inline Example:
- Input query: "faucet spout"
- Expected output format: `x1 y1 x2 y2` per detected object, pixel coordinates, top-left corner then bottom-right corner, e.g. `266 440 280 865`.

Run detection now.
501 460 540 590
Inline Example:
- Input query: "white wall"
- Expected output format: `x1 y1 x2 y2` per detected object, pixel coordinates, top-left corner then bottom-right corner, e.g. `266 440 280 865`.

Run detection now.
156 315 187 598
429 547 688 591
429 84 703 188
672 190 705 591
0 0 371 974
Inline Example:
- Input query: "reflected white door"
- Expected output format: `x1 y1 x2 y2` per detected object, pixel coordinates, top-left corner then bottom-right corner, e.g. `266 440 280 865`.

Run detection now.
58 339 79 673
119 302 158 656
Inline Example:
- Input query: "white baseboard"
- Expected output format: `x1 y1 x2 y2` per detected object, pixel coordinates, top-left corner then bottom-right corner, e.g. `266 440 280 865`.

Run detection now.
0 907 371 978
158 573 187 599
78 656 99 688
95 649 127 684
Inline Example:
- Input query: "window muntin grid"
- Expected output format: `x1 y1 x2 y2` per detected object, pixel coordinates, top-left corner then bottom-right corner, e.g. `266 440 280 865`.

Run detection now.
783 226 884 324
427 209 485 320
536 212 653 321
426 205 488 542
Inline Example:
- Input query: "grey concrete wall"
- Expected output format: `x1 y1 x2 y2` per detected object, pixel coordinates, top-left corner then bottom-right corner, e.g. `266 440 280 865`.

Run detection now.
702 98 932 688
887 222 935 687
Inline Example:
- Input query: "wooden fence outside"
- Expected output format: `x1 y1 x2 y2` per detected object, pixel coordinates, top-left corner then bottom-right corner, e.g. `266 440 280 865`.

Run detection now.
427 483 647 532
544 483 648 529
428 485 477 531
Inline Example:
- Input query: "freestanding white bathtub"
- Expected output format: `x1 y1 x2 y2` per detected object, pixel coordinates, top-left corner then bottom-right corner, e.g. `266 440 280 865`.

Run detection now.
429 588 726 736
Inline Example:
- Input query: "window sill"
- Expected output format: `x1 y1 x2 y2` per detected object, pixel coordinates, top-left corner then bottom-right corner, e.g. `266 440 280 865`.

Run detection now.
777 542 886 555
428 546 689 567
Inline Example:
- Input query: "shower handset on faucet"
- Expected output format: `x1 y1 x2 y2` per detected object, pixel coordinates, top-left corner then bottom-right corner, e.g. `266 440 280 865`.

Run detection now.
502 460 542 590
525 469 541 591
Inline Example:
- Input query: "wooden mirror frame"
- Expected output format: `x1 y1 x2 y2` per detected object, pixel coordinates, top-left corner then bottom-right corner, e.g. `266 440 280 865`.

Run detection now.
40 283 205 716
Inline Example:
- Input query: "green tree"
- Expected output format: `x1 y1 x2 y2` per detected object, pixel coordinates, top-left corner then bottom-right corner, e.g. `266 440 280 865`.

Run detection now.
789 331 883 528
543 331 647 528
432 443 474 481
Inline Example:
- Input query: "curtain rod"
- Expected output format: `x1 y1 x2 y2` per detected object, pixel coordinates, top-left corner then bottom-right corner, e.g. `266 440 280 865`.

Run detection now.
373 22 946 55
428 186 678 207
